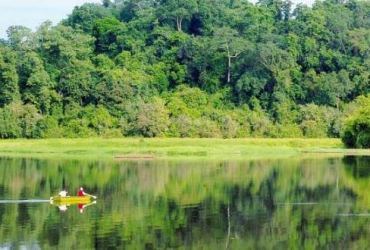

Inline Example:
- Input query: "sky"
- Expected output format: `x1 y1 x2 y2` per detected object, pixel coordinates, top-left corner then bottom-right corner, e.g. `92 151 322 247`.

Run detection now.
0 0 316 40
0 0 102 39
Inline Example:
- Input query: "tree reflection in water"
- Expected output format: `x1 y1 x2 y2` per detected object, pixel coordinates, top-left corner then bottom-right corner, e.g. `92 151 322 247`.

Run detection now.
0 155 368 248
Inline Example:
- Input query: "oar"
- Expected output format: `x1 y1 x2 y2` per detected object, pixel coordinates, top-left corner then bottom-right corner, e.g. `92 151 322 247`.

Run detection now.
85 193 97 199
83 200 97 208
88 200 97 206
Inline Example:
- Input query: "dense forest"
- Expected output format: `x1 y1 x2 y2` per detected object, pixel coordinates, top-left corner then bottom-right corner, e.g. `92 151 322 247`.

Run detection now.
1 0 370 141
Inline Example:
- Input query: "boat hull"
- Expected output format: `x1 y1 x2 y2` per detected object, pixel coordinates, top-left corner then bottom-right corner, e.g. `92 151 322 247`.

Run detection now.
50 196 92 204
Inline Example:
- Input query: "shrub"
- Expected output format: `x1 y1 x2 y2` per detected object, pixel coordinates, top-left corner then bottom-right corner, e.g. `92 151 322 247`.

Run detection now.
342 95 370 148
130 97 170 137
34 116 63 138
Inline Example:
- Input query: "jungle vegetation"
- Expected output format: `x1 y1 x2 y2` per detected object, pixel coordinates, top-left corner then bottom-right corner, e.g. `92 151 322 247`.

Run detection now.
1 0 370 146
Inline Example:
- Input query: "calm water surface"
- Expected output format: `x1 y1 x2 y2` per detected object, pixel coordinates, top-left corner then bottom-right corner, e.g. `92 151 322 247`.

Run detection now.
0 155 370 249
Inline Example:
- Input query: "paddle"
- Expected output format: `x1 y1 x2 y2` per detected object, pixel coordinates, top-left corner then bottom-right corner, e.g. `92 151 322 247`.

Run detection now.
83 200 97 208
85 193 97 199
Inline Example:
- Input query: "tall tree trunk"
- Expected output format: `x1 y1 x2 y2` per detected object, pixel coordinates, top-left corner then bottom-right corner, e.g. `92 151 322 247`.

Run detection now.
176 17 182 32
227 54 231 84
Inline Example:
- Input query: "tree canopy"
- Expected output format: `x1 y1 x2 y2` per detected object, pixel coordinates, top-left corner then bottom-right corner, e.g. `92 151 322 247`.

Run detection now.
1 0 370 144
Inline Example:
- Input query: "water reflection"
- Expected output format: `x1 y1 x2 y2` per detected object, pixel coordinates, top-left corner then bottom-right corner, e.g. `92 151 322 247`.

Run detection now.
50 200 97 213
343 155 370 178
0 155 370 248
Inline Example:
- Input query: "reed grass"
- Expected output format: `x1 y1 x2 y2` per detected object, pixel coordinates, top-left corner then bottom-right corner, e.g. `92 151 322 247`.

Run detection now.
0 138 353 160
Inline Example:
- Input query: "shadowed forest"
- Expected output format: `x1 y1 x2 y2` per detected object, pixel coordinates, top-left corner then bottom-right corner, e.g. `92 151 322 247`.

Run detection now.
1 0 370 140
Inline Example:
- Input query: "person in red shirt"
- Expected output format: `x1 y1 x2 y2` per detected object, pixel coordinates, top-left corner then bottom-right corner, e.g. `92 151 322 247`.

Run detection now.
76 187 97 213
78 187 86 213
78 203 85 213
77 187 86 196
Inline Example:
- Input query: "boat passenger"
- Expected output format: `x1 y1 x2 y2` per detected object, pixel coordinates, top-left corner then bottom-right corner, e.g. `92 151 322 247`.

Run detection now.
59 190 68 197
78 203 86 213
58 205 68 211
77 187 86 197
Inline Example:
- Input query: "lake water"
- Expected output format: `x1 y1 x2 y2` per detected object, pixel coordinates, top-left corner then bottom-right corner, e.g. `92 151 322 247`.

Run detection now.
0 154 370 249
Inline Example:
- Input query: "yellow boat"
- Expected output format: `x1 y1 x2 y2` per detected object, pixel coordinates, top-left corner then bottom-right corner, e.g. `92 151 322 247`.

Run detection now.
50 199 97 212
50 196 92 204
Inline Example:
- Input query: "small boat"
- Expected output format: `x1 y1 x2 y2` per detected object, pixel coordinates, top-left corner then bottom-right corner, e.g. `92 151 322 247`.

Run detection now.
50 199 97 212
50 196 92 204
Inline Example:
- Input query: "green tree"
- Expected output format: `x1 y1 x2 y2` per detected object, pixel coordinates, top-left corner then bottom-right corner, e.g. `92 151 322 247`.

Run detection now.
130 97 170 137
258 0 284 21
0 104 22 138
36 22 95 69
157 0 198 32
94 68 155 117
212 27 251 84
298 103 339 138
93 17 127 55
18 52 55 114
0 46 20 106
6 25 34 51
0 102 41 138
57 59 94 105
342 95 370 148
34 116 62 138
82 105 116 136
179 36 223 92
62 3 112 33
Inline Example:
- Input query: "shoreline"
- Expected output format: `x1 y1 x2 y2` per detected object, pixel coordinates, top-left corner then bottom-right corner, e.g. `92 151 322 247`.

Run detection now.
0 138 363 160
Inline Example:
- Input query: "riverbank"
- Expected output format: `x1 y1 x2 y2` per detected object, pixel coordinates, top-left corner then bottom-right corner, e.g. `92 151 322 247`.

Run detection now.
0 138 356 159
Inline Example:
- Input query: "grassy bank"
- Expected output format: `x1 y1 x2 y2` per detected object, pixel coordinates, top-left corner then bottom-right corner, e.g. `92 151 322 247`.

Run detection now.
0 138 353 160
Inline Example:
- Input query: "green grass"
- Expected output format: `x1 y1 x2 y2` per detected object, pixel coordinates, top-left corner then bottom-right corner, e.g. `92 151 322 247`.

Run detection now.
0 138 354 160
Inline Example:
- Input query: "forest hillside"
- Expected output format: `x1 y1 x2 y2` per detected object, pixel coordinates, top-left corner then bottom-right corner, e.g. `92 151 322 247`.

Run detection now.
0 0 369 140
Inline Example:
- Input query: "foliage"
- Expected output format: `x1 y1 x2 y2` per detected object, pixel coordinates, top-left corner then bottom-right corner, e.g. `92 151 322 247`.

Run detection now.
342 95 370 148
2 0 370 141
128 97 170 137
